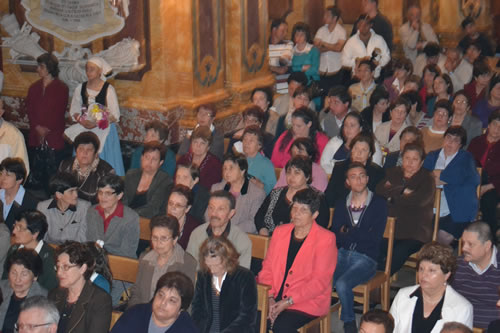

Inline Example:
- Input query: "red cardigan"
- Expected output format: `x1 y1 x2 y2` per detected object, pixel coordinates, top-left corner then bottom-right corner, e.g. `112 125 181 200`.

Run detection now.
468 133 500 195
257 222 337 316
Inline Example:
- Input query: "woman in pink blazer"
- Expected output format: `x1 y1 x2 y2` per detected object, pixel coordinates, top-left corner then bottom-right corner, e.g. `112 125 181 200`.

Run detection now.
257 188 337 333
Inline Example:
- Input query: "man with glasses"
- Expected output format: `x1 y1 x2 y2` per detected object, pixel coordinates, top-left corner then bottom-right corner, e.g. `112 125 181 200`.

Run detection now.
16 296 59 333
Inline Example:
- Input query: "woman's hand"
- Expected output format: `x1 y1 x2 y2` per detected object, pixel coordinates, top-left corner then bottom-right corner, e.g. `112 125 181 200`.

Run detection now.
302 65 311 72
259 228 269 236
269 299 289 324
480 184 495 197
35 125 50 141
79 117 97 129
403 188 413 195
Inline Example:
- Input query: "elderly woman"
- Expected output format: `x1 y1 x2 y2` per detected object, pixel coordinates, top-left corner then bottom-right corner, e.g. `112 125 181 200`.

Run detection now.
421 100 452 153
191 237 257 333
290 22 320 84
129 120 176 178
177 126 222 190
212 154 266 234
4 210 56 291
427 74 453 118
390 242 473 332
66 57 124 175
383 126 423 169
128 215 197 308
123 141 172 218
58 131 115 204
322 111 383 174
325 133 385 207
111 272 197 333
37 172 90 244
473 74 500 128
178 104 225 160
423 126 480 244
242 125 276 195
0 249 47 333
49 241 112 333
450 91 482 147
276 138 328 191
166 185 200 250
375 96 411 153
173 163 210 223
271 107 329 168
258 188 337 333
0 158 38 230
376 143 436 275
360 86 391 133
255 156 330 235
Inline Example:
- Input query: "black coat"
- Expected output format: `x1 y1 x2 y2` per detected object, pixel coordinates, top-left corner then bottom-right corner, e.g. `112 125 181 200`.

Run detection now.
191 267 257 333
2 190 38 231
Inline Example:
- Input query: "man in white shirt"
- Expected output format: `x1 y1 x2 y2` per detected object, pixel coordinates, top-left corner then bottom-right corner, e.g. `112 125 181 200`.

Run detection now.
314 6 346 90
341 15 390 79
399 4 439 66
438 48 472 92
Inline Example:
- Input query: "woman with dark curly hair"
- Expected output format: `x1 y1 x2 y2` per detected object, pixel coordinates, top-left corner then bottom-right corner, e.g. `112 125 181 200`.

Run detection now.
191 237 257 333
390 242 473 333
49 241 112 333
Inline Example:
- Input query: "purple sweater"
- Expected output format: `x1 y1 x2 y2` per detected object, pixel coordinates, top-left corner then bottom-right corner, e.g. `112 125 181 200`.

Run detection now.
452 249 500 328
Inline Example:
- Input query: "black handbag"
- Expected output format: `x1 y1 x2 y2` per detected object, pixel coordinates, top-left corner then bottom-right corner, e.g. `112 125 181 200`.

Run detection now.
27 141 57 189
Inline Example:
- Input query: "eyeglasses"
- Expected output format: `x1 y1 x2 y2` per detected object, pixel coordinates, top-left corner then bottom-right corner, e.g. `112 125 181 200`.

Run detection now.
54 264 78 272
151 236 173 243
15 323 52 331
97 190 116 198
168 202 187 210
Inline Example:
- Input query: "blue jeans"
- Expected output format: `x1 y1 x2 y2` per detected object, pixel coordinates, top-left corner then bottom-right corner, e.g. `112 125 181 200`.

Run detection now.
333 248 377 322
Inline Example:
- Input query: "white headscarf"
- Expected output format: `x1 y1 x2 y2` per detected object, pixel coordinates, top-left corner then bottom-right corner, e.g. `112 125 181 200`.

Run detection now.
87 57 112 81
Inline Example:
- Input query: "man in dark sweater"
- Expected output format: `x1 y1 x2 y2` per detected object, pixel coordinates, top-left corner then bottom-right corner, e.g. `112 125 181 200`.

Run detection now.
452 222 500 330
351 0 393 51
331 162 388 333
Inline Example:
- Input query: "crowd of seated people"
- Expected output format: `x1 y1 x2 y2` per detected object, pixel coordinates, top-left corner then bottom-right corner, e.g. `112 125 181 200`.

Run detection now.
0 1 499 332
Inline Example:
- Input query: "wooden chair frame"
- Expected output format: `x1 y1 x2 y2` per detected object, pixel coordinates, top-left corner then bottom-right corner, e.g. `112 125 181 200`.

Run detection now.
139 217 151 241
248 233 270 260
327 208 334 229
108 254 139 284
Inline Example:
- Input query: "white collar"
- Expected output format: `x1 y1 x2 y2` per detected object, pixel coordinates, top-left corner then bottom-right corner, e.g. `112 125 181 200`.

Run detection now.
19 240 44 254
90 272 99 282
469 246 498 275
212 272 227 293
293 43 313 54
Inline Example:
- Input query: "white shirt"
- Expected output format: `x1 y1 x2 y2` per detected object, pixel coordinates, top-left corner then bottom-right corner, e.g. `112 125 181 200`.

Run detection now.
314 24 346 73
469 246 498 275
341 29 390 78
399 21 439 64
437 57 473 93
212 272 227 293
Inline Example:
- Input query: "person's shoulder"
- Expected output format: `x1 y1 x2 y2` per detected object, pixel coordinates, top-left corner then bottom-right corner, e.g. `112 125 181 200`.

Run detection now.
86 280 112 300
125 168 141 179
229 224 250 240
76 198 91 209
211 180 226 192
316 25 329 35
446 285 472 307
37 198 52 211
395 284 419 298
2 120 23 135
192 222 209 236
272 223 294 236
122 205 140 220
247 179 266 196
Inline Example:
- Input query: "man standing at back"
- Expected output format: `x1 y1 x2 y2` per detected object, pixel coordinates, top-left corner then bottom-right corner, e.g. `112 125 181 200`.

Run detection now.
452 222 500 330
351 0 393 51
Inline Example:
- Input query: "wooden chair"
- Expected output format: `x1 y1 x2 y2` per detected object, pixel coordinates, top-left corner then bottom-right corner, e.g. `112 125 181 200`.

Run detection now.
110 311 123 330
472 328 485 333
248 233 270 260
327 208 334 229
224 137 230 153
108 254 139 284
257 283 270 333
139 217 151 241
334 217 396 313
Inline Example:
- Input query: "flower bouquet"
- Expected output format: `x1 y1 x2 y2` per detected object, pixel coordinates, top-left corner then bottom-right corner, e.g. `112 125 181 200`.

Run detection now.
79 103 110 130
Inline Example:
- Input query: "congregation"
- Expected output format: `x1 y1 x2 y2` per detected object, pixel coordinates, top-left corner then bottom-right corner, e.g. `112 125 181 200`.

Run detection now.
1 1 500 333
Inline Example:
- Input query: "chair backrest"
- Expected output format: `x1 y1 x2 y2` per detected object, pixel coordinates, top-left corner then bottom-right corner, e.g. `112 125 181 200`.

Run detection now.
108 254 139 283
257 284 270 333
248 234 270 260
139 217 151 241
274 168 282 180
110 311 123 330
224 137 230 153
432 188 442 241
476 167 482 199
382 217 396 276
327 207 335 229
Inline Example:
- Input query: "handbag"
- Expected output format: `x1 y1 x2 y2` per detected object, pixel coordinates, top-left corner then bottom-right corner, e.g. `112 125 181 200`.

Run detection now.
27 141 57 189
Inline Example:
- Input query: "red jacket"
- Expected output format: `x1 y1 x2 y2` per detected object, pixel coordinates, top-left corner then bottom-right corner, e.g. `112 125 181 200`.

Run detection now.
258 221 337 316
468 133 500 195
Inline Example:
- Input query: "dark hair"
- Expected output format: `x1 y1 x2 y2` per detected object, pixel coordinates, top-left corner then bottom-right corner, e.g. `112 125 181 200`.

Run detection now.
393 57 413 75
291 22 312 44
196 104 217 118
402 142 426 161
489 74 500 96
350 132 376 162
400 90 423 113
417 242 457 282
270 18 287 32
145 120 169 143
358 59 376 72
16 210 48 241
150 215 180 239
400 126 423 146
360 309 394 333
435 74 454 95
472 60 491 78
36 53 59 77
223 153 248 178
142 140 166 161
290 137 317 161
97 174 124 195
57 241 95 280
340 111 366 142
358 14 373 26
154 271 194 311
441 322 472 333
346 161 367 177
49 172 79 196
242 125 264 148
423 42 441 58
292 188 320 214
85 241 112 288
191 126 213 145
453 89 470 107
369 86 390 107
280 107 320 151
285 156 312 185
176 163 200 181
251 87 273 108
243 106 265 124
422 64 441 84
488 109 500 125
0 157 27 182
461 16 475 30
390 96 411 115
328 85 352 107
405 75 422 91
434 99 453 118
287 71 308 86
293 86 312 100
169 184 194 207
464 221 494 244
325 6 341 19
444 126 467 147
199 237 240 274
210 190 236 210
6 248 43 278
74 131 100 153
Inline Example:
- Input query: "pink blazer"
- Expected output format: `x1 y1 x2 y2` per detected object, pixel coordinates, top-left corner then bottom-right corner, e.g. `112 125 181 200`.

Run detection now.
257 222 337 316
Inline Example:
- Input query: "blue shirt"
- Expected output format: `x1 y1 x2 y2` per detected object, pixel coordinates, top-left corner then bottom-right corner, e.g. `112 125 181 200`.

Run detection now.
0 186 25 221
